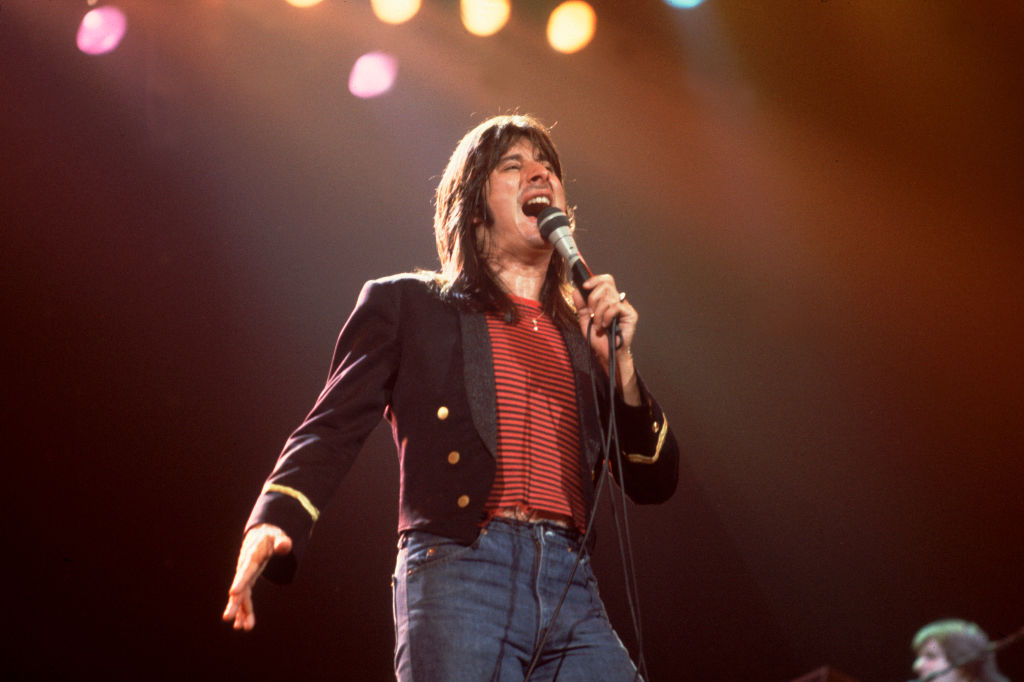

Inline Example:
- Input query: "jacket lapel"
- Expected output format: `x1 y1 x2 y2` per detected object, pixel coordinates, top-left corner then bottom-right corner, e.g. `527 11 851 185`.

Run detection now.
460 309 498 460
561 324 603 470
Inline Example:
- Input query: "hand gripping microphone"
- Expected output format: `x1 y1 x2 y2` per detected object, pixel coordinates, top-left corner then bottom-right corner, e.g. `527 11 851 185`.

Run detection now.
536 206 593 292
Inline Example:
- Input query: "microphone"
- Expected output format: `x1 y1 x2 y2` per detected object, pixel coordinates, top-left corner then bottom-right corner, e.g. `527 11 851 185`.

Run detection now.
536 206 594 292
537 205 623 348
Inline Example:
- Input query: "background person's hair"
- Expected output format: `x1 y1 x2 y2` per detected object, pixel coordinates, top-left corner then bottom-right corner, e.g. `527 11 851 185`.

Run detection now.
433 114 576 327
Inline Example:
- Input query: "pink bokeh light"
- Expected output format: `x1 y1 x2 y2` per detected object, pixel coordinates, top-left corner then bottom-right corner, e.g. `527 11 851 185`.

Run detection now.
348 52 399 99
77 6 128 56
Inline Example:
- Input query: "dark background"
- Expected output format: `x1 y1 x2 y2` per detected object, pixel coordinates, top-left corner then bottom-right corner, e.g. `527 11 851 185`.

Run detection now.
4 1 1022 680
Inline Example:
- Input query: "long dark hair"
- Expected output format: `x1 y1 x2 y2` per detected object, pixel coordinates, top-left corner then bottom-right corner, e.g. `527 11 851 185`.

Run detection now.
433 114 576 327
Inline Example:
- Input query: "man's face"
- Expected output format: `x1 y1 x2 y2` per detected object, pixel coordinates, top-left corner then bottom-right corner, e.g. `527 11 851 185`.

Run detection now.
913 639 964 682
478 137 567 264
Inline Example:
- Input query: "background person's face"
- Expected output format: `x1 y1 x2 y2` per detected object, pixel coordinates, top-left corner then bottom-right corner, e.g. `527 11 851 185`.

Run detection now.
913 639 965 682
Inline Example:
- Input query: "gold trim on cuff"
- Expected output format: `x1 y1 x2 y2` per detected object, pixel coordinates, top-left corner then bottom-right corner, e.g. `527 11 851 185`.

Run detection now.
625 414 669 465
263 483 320 522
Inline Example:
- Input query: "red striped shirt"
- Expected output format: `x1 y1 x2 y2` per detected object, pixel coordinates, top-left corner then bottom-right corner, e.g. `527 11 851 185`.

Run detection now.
484 296 585 531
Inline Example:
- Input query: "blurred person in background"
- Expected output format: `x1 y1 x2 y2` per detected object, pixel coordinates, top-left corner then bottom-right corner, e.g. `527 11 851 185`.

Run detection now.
912 619 1010 682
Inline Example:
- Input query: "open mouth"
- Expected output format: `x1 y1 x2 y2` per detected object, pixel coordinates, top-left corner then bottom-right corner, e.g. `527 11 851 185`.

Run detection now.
521 195 552 217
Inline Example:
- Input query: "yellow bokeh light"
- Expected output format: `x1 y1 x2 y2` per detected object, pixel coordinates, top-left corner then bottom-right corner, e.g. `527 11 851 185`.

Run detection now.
371 0 421 25
284 0 324 7
547 1 596 54
461 0 511 37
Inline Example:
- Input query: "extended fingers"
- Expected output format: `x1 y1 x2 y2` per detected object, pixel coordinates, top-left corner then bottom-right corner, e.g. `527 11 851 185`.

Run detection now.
223 559 260 631
223 528 290 632
223 592 256 630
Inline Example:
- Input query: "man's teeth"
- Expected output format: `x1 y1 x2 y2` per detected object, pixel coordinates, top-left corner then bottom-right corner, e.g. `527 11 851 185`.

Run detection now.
523 197 551 216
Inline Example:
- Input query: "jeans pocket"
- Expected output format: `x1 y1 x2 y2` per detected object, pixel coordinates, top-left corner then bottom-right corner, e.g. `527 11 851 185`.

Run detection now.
401 530 476 575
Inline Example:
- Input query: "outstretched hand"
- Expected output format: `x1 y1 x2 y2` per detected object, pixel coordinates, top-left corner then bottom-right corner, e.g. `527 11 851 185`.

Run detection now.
222 523 292 631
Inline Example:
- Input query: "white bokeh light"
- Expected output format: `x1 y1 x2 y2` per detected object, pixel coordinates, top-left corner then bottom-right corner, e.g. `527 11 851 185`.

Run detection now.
461 0 511 37
371 0 421 25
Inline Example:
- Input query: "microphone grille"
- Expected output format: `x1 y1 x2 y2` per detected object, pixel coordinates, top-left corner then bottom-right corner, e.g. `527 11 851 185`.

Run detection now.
536 206 570 240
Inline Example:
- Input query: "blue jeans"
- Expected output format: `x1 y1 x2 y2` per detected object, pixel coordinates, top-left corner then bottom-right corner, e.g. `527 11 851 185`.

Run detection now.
392 518 641 681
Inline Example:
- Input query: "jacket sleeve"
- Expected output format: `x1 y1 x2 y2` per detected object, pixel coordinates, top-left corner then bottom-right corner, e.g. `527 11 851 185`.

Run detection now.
607 371 680 505
244 278 401 583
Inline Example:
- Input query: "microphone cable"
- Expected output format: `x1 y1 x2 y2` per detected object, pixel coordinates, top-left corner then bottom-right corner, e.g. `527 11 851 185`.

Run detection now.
599 318 649 682
607 379 649 681
523 316 650 682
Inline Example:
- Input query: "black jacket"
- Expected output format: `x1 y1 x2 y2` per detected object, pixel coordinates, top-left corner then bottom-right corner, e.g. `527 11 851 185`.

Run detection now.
247 273 679 583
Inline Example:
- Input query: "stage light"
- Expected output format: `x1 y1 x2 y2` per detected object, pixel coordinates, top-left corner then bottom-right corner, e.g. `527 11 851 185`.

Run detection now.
349 51 399 98
664 0 706 7
371 0 421 25
461 0 510 37
77 5 127 56
547 1 596 54
284 0 324 7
